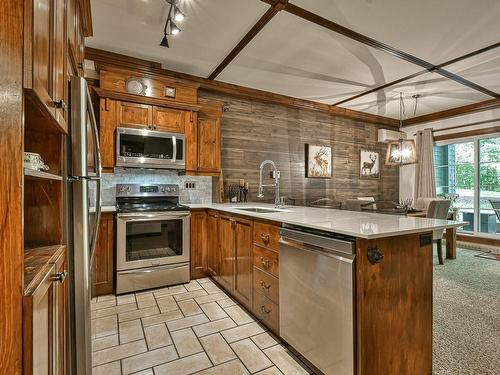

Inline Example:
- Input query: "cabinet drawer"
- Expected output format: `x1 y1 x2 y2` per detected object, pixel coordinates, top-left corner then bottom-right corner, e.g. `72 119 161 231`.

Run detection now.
253 245 279 277
253 221 280 251
253 290 279 334
253 267 279 304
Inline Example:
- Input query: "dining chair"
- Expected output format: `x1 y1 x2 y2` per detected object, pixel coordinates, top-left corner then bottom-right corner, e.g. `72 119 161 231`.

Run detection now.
426 199 451 265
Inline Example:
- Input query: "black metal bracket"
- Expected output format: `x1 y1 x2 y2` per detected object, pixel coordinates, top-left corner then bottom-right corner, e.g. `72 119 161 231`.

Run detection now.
367 247 384 264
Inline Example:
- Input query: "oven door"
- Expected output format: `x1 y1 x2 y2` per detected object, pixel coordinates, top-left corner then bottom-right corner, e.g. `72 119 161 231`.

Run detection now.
116 127 185 169
116 211 190 271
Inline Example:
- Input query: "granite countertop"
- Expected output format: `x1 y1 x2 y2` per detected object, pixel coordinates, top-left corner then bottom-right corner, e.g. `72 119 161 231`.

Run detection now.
187 203 465 239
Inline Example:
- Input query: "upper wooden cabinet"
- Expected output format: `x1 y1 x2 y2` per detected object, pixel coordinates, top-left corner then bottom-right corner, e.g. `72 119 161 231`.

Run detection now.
118 101 152 128
152 107 186 133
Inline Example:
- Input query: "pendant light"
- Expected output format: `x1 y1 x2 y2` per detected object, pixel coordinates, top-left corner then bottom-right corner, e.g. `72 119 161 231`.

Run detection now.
385 93 417 166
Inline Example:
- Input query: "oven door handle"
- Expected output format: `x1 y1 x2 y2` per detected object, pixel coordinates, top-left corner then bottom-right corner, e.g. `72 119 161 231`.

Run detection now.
117 212 191 221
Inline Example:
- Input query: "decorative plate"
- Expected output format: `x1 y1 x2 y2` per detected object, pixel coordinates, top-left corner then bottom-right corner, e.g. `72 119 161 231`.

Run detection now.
125 78 148 96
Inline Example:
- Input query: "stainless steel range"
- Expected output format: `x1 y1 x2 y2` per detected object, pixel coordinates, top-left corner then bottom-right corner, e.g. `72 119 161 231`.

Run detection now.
116 184 190 294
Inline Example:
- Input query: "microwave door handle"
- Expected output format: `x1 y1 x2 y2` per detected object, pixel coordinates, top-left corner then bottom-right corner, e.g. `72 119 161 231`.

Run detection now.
172 135 177 163
87 87 102 266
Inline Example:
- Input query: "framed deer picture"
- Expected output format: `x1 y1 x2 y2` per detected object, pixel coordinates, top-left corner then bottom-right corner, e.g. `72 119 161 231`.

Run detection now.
360 150 380 179
305 144 333 178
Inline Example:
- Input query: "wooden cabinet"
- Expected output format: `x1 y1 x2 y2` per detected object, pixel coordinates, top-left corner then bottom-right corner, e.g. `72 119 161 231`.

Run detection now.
91 213 114 297
24 0 68 132
190 210 208 279
186 100 223 176
152 106 186 133
99 98 117 169
218 214 235 293
23 248 68 375
197 117 221 173
233 217 253 310
118 101 152 128
207 210 220 277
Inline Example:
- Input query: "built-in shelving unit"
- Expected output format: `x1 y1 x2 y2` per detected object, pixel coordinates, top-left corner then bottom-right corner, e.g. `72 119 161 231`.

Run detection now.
24 168 63 181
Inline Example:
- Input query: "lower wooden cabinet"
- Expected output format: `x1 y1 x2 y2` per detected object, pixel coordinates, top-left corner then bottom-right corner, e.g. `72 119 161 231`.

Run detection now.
91 213 114 297
233 217 253 310
190 210 208 278
23 249 68 375
207 210 220 277
218 214 235 292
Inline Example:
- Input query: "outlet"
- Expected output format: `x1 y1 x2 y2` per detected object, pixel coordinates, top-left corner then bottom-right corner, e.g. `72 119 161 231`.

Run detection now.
185 182 196 189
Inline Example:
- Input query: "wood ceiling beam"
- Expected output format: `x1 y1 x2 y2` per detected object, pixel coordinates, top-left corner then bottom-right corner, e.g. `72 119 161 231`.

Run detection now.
335 42 500 107
207 0 288 80
85 47 400 127
402 98 500 127
281 2 500 99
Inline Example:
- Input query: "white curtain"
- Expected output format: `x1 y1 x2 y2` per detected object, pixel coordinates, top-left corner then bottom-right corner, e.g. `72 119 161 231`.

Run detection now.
414 128 436 200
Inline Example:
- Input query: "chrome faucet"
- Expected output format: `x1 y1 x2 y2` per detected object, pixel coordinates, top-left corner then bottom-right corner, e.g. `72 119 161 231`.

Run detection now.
258 160 282 207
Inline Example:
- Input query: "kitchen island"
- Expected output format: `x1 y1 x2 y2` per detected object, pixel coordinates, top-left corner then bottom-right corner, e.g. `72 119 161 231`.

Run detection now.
188 203 464 375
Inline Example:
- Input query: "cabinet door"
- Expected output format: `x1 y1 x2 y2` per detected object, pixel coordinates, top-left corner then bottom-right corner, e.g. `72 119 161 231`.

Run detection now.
184 111 198 174
53 256 68 375
52 0 68 131
152 106 185 133
218 215 235 293
91 213 114 296
29 0 55 115
190 210 207 279
198 117 221 173
207 211 220 278
99 98 117 169
118 101 152 128
233 217 253 310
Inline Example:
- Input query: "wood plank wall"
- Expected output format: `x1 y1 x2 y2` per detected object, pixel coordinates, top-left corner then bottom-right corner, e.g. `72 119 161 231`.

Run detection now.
200 92 399 205
0 0 24 373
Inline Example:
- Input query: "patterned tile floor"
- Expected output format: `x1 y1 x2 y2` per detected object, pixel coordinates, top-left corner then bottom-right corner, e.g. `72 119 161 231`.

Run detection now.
91 278 316 375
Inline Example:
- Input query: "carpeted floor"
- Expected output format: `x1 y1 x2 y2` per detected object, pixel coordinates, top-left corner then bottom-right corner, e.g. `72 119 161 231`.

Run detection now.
433 248 500 374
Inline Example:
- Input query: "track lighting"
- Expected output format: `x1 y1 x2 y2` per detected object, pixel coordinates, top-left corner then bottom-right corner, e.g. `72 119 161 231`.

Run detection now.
173 5 184 22
160 0 185 47
170 21 181 35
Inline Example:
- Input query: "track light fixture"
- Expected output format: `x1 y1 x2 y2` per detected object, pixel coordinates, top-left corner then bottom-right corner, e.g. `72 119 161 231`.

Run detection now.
160 0 185 48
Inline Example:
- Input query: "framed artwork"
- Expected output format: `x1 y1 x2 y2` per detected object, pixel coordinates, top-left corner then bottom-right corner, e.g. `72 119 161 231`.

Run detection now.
360 150 380 179
305 144 333 178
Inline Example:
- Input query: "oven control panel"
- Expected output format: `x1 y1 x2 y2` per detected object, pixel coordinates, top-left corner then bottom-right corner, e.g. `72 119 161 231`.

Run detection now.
116 184 179 197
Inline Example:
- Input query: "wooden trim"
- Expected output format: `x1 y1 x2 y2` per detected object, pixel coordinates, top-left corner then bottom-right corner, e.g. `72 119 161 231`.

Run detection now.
78 0 93 37
85 48 400 126
208 1 287 79
457 233 500 248
0 0 24 373
280 2 499 99
93 87 202 111
403 98 500 126
433 125 500 141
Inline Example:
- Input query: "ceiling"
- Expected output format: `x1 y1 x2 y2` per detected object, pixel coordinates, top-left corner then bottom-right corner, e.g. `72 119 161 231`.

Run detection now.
86 0 500 120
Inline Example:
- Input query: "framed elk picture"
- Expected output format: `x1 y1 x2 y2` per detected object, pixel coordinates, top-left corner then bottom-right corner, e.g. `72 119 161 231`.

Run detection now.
305 144 333 178
360 150 380 179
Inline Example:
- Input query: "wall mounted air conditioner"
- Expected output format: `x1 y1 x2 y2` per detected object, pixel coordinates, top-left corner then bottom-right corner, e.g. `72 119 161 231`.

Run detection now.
378 129 406 143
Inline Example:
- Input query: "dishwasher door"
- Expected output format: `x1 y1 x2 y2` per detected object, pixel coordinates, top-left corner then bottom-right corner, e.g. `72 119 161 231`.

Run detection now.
279 228 355 375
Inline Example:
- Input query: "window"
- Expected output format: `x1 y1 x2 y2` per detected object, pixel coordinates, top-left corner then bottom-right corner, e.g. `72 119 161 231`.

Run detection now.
434 136 500 235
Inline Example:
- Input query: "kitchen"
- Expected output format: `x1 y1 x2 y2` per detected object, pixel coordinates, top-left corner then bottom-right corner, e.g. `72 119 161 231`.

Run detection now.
1 1 499 375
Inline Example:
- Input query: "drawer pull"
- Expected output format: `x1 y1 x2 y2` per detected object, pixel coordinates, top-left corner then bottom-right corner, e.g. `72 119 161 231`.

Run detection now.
54 270 68 283
260 280 271 290
260 257 270 269
54 99 66 110
260 305 271 314
260 233 270 244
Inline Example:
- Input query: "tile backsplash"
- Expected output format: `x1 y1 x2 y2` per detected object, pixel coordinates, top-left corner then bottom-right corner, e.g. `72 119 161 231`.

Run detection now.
95 168 212 206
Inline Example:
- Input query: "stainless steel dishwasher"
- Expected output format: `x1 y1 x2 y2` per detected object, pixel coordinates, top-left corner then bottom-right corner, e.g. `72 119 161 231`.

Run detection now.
279 225 355 375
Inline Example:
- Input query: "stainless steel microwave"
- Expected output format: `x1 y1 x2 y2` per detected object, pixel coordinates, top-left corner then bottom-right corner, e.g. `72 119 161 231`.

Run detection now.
116 127 185 169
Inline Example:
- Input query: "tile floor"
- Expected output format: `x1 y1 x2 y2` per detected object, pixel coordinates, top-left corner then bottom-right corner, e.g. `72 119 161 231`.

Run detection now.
91 278 316 375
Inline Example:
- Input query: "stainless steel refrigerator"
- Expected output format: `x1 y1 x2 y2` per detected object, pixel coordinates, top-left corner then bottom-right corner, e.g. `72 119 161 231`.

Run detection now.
66 75 102 375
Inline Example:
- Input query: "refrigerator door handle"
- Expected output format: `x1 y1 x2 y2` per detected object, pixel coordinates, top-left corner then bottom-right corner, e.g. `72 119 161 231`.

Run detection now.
87 87 102 265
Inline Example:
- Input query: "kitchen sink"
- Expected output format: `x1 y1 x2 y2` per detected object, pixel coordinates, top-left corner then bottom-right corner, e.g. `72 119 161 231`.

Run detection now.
235 207 285 213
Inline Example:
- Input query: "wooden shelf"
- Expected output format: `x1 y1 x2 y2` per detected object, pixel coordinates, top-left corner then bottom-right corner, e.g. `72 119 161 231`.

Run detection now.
24 168 62 181
24 244 66 296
